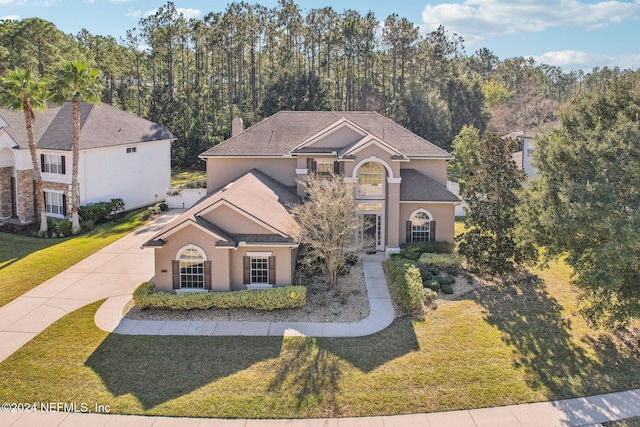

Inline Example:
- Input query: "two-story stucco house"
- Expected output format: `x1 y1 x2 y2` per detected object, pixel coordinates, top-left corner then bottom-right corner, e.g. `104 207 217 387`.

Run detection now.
145 111 459 293
0 101 174 224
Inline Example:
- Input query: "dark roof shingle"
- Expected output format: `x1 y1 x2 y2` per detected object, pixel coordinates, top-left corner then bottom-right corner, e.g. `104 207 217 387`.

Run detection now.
0 101 174 151
400 169 460 202
201 111 452 159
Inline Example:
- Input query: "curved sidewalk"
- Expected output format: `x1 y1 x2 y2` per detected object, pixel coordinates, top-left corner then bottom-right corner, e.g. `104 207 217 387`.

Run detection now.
95 252 395 337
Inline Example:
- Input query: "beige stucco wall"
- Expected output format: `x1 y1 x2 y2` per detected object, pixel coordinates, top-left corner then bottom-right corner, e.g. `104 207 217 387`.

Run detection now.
403 159 448 185
152 223 224 292
202 204 272 235
152 223 297 292
229 246 297 291
399 202 456 244
343 145 402 179
206 158 297 191
305 125 362 149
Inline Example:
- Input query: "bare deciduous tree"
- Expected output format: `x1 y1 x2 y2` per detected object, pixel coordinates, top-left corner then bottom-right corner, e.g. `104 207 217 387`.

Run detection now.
291 173 365 289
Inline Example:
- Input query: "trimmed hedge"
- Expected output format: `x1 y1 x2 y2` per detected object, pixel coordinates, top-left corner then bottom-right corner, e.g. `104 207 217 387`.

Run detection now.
133 282 306 311
400 241 455 260
418 253 461 276
384 257 427 312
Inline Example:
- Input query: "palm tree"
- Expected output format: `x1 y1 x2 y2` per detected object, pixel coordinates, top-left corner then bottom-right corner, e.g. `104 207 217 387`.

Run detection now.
51 60 103 233
0 69 49 233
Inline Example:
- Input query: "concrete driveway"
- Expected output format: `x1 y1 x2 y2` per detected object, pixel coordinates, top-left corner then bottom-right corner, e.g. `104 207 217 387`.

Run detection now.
0 210 183 362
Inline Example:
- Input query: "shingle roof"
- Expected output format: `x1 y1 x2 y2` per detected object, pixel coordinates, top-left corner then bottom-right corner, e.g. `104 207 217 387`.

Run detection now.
201 111 452 159
400 169 460 202
144 169 301 247
0 101 174 151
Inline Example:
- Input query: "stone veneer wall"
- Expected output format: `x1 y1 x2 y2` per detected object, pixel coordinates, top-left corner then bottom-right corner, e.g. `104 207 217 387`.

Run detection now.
0 167 12 219
16 169 35 223
42 180 72 220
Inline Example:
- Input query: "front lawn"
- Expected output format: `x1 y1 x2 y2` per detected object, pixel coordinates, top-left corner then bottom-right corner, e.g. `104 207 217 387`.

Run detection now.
0 257 638 418
0 209 147 308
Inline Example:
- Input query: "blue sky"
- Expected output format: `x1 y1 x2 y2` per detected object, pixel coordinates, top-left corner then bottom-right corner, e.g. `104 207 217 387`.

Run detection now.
2 0 639 72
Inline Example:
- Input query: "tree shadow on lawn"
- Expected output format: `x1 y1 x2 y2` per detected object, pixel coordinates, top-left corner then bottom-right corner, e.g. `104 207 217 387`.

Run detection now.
85 334 283 410
267 317 419 413
471 275 640 399
86 318 419 412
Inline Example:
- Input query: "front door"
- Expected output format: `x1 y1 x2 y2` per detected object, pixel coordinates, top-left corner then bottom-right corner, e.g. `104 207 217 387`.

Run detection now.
361 213 383 252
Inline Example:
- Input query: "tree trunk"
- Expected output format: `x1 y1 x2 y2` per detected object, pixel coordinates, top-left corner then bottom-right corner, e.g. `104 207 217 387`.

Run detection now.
71 100 81 233
23 99 47 234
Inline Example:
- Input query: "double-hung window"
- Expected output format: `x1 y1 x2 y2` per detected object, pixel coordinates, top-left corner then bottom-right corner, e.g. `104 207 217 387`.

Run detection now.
41 154 65 174
411 212 431 242
250 256 269 284
44 191 66 217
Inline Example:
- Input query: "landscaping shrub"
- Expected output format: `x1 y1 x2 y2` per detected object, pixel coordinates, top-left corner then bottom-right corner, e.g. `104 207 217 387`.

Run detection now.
344 252 358 266
133 282 306 311
337 264 350 276
79 198 125 224
434 275 456 287
424 288 438 303
441 284 454 295
41 218 74 238
424 280 441 292
418 253 461 275
400 241 455 258
384 257 428 312
399 245 422 260
140 203 164 220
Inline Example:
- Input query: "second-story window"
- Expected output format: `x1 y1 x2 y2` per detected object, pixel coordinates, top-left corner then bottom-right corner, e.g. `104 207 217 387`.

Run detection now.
315 160 334 178
41 154 65 174
357 162 384 197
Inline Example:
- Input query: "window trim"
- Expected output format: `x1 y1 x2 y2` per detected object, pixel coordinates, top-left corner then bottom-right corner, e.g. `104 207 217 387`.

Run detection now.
41 153 65 175
410 209 432 243
356 161 385 199
176 244 207 290
250 256 270 284
44 190 66 218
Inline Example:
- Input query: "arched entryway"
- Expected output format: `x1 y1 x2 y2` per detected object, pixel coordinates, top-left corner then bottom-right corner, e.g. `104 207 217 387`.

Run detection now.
353 158 392 251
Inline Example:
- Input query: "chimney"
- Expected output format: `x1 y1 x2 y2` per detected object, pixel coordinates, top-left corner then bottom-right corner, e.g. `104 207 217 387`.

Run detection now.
231 117 244 137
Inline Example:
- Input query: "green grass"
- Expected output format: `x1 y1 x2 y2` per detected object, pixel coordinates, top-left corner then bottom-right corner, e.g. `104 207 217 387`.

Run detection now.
171 168 206 187
0 257 639 418
0 210 147 308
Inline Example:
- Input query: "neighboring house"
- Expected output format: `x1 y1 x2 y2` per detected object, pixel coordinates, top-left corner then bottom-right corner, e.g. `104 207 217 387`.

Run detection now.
505 121 559 178
144 111 460 293
0 101 174 223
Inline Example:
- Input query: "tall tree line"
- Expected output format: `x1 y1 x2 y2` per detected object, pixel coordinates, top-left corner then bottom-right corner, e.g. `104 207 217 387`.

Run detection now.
1 1 592 167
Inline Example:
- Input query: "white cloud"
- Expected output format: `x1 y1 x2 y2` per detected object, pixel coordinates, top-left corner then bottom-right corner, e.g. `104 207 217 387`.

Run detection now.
422 0 640 44
143 7 202 20
110 0 134 3
126 7 141 18
177 8 202 20
0 0 17 4
531 49 640 70
1 14 20 20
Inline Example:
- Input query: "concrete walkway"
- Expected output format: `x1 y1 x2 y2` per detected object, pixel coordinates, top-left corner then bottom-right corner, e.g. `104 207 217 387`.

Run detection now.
1 210 640 426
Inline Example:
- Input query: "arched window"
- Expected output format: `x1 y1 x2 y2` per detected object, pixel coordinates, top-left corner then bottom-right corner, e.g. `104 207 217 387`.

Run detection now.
410 211 432 242
357 162 384 197
178 246 205 289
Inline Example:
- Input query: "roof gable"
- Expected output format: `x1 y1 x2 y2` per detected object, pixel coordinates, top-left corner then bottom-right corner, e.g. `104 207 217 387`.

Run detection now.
144 170 300 247
290 118 368 153
338 134 407 160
